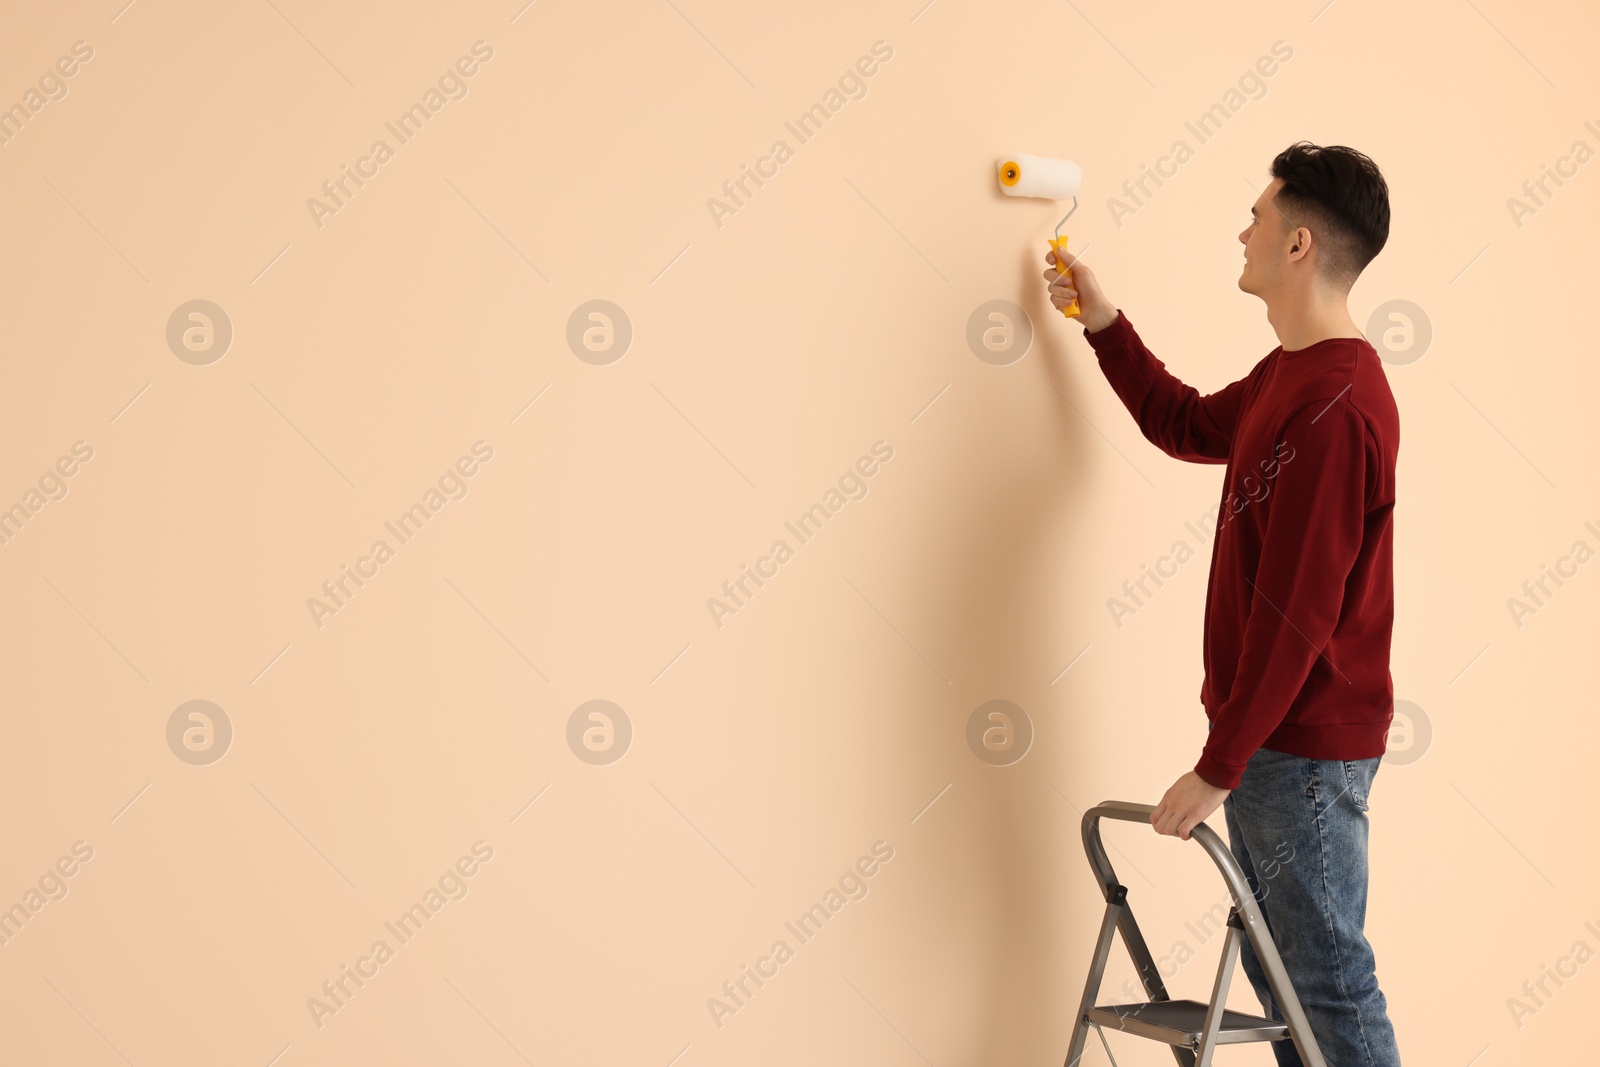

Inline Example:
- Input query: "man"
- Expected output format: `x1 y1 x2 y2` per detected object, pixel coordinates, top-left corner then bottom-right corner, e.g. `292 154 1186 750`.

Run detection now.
1044 142 1402 1066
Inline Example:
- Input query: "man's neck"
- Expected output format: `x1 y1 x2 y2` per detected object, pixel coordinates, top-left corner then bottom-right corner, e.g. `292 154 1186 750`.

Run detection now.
1265 294 1365 353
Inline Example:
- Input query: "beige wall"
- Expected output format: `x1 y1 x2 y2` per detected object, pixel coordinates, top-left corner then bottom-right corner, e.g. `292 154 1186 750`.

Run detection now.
1 1 1595 1063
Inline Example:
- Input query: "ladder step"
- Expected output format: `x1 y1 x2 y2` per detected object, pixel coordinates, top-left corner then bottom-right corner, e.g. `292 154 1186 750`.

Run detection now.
1087 999 1288 1046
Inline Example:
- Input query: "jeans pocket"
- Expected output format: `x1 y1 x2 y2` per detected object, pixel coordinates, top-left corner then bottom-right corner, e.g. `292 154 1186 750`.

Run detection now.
1342 759 1373 811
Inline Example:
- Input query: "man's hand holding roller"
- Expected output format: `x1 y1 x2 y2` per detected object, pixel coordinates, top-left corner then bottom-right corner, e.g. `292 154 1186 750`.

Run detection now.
1043 249 1118 333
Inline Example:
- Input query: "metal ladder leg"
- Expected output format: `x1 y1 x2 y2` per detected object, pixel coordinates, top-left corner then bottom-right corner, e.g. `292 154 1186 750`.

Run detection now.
1191 910 1245 1067
1063 882 1196 1067
1239 899 1328 1067
1112 898 1196 1067
1063 888 1124 1067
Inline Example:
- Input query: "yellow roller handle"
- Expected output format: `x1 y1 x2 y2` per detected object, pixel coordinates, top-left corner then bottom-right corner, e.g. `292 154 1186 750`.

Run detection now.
1047 235 1081 319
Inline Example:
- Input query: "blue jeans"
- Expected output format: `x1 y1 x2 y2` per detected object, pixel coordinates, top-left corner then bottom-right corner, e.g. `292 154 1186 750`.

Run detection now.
1222 746 1402 1067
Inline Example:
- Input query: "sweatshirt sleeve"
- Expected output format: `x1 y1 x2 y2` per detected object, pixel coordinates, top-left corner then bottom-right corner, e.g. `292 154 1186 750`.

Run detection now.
1082 310 1255 464
1194 399 1372 790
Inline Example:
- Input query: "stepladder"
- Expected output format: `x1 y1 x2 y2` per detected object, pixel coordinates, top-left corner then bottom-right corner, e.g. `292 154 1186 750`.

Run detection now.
1062 801 1328 1067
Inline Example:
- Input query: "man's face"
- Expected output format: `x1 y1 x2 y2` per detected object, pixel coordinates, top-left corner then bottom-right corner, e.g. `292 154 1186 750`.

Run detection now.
1237 178 1287 296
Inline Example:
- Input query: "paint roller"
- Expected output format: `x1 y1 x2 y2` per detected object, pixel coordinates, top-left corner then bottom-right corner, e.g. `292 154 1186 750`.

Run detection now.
997 153 1083 318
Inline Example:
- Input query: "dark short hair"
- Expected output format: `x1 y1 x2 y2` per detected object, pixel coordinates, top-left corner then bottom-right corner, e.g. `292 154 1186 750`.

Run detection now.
1269 142 1389 287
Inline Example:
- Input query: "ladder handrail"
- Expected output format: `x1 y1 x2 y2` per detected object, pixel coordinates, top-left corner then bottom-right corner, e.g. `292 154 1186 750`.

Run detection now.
1080 801 1250 906
1078 800 1329 1067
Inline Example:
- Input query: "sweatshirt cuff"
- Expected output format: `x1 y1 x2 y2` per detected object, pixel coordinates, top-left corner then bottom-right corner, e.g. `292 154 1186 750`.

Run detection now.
1194 750 1242 792
1081 308 1131 350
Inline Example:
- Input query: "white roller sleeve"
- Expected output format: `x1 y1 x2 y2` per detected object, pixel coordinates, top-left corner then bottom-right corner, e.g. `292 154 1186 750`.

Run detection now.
997 154 1082 200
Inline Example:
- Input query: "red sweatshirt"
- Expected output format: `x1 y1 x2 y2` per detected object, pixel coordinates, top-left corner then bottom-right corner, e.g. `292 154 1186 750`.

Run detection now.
1083 310 1399 790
